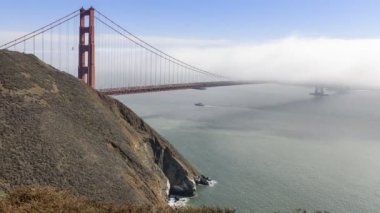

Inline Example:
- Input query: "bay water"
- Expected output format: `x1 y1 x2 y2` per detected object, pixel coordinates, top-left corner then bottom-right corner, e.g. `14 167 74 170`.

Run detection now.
116 84 380 212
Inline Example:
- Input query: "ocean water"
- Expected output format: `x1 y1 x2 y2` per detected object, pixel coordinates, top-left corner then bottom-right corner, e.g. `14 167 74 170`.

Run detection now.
116 84 380 212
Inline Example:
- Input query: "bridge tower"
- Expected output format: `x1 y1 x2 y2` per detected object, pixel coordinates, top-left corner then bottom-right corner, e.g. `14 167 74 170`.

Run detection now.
78 7 95 88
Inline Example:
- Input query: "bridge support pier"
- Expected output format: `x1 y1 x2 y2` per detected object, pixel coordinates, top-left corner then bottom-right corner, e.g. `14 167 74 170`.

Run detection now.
78 7 95 88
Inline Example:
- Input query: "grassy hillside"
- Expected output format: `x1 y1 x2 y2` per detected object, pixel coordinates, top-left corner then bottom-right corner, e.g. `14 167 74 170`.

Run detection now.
0 49 201 206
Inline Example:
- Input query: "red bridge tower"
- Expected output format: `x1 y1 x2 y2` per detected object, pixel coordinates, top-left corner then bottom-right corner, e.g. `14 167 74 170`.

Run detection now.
78 7 95 88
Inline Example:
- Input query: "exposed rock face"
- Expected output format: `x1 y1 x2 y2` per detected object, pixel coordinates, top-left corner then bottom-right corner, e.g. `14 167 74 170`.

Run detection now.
0 50 200 205
195 175 211 186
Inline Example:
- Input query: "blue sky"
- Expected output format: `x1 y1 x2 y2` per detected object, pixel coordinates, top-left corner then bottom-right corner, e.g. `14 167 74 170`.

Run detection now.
1 0 380 40
2 0 380 87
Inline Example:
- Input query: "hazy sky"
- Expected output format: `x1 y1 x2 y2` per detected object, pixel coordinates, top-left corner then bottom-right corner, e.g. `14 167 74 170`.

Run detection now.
1 0 380 88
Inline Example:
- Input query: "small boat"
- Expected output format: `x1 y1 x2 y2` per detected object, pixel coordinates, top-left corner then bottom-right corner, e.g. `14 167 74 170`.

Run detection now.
194 102 204 106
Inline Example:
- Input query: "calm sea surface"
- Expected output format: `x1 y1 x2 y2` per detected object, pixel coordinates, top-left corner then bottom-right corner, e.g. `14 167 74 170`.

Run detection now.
116 84 380 212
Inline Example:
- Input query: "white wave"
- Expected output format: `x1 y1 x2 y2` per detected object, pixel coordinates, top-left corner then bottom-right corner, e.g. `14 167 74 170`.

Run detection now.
207 179 218 187
168 196 190 207
166 179 170 196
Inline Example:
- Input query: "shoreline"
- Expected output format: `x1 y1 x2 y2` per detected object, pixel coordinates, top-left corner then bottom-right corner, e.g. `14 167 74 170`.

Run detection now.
168 176 217 207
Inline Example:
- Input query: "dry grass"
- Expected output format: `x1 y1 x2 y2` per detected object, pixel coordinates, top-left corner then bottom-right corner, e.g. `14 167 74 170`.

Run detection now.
0 191 5 201
0 187 235 213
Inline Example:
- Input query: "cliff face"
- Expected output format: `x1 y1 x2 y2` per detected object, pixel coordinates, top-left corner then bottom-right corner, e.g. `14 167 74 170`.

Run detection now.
0 50 200 206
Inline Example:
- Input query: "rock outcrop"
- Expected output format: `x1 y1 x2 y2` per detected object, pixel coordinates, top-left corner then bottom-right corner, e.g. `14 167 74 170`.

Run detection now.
0 50 201 206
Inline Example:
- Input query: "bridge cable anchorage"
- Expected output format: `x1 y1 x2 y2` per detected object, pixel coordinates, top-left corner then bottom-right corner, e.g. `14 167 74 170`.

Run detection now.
94 9 228 80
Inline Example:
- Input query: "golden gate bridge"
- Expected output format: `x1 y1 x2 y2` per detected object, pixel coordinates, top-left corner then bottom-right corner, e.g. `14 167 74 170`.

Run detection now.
1 7 258 95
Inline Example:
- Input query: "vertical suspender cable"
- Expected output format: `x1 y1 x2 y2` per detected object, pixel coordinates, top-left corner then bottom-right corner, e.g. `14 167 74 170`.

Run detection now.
134 42 137 86
50 28 53 65
42 32 44 60
140 45 143 86
59 23 62 70
150 51 152 85
159 55 162 85
168 59 171 84
128 38 131 87
144 50 147 85
33 37 35 55
66 20 69 73
154 53 157 85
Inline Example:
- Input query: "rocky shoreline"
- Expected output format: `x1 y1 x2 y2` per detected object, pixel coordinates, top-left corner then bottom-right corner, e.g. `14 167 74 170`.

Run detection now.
168 175 215 206
168 175 213 197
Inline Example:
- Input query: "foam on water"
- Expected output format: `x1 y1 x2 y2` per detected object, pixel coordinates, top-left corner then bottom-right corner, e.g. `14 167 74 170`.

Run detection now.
168 196 190 207
207 179 218 187
168 180 216 207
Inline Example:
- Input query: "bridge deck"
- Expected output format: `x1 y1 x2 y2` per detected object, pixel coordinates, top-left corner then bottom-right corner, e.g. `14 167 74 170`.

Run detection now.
98 81 262 95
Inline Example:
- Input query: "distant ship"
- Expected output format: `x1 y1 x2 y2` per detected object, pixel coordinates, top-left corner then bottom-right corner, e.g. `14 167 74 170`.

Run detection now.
310 86 329 97
194 102 205 106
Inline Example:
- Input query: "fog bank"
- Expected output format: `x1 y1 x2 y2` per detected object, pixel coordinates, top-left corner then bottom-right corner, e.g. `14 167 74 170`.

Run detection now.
162 36 380 88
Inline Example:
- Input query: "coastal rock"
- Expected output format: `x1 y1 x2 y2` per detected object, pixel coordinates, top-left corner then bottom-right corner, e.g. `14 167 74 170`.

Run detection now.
114 100 199 197
0 50 201 205
195 175 211 185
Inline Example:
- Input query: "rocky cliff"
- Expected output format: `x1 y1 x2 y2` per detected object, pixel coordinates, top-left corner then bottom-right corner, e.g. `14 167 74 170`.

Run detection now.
0 50 201 206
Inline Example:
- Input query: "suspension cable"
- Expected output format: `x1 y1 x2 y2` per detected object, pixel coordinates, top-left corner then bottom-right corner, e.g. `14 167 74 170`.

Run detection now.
95 16 223 80
95 9 227 79
1 13 79 50
0 10 79 49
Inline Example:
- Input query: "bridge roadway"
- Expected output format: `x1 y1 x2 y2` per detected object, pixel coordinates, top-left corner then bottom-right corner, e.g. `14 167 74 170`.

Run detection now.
98 81 264 95
98 80 356 96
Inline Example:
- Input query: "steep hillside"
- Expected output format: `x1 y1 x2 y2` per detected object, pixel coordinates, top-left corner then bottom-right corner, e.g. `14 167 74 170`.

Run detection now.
0 50 202 206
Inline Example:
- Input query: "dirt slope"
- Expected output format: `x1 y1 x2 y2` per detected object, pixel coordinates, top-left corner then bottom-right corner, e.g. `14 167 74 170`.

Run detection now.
0 50 200 206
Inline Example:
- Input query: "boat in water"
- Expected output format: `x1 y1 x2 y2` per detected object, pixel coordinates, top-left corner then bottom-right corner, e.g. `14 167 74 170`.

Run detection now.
194 102 205 107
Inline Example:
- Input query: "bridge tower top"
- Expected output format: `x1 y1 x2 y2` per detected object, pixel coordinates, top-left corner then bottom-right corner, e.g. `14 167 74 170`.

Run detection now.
78 7 95 88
